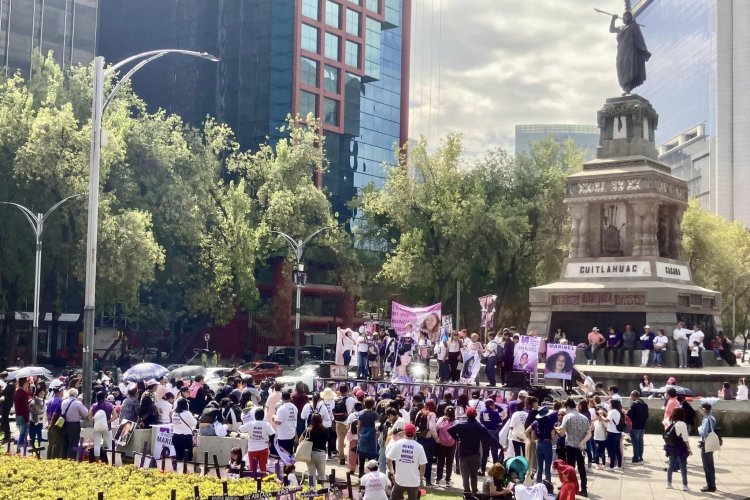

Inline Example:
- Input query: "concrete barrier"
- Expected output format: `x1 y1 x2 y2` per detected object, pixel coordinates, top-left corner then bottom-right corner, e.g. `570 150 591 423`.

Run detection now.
195 434 247 466
642 398 750 437
573 346 726 368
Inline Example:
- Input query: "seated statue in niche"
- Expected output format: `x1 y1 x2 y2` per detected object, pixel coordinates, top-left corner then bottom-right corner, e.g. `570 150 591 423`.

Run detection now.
601 205 625 256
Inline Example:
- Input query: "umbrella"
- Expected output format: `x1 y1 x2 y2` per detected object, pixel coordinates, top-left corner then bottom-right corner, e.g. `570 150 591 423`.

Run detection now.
650 384 695 396
121 362 168 382
6 366 52 380
169 365 207 379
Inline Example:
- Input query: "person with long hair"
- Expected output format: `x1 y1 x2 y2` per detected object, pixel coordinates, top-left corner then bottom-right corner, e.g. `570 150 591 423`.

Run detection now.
415 400 437 486
639 374 654 393
664 407 691 491
600 399 623 470
435 405 456 485
304 413 329 486
172 398 197 462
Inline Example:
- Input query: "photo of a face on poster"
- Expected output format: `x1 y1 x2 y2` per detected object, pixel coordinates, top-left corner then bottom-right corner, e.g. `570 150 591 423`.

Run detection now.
513 336 540 373
544 344 576 380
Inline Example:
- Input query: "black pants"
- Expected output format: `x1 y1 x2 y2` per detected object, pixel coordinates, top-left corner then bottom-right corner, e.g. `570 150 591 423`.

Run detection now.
448 352 460 382
327 427 337 457
512 440 525 457
390 483 420 500
173 433 193 461
701 449 716 490
62 421 82 459
435 443 456 481
500 360 513 385
604 346 619 365
0 410 10 441
622 346 636 366
565 445 587 492
459 453 480 493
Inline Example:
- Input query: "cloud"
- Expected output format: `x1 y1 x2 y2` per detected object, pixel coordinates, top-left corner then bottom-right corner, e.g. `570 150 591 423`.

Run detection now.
408 0 624 156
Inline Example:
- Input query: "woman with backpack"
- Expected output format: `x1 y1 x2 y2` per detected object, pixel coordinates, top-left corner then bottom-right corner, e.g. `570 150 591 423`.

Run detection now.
601 399 624 470
435 405 457 486
664 407 691 491
415 400 438 486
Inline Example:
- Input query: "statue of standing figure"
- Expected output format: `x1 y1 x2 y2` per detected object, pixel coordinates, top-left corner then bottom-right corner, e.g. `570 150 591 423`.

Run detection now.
609 2 651 95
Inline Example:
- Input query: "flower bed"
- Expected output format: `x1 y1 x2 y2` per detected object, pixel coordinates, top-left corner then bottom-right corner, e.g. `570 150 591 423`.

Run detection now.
0 456 295 500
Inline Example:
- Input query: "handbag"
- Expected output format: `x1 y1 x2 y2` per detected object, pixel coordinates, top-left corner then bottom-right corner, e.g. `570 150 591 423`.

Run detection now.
93 408 109 432
56 398 74 428
703 416 721 453
178 412 199 448
295 429 313 462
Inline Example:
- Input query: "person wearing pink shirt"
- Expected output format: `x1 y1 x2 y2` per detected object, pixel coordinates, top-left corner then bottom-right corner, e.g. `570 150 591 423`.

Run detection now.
663 387 680 429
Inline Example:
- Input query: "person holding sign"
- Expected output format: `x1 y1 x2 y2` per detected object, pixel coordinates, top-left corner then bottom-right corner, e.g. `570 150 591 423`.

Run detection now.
386 423 428 500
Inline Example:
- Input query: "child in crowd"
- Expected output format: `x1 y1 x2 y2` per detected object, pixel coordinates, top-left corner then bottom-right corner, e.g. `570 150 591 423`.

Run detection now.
227 446 245 478
284 464 299 487
690 341 703 368
592 406 608 469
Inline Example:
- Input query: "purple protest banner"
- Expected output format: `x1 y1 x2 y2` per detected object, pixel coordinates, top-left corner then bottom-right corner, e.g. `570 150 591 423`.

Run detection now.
390 302 441 342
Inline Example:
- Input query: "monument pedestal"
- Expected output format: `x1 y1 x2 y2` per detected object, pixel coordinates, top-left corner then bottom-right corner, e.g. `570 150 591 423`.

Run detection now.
529 95 722 343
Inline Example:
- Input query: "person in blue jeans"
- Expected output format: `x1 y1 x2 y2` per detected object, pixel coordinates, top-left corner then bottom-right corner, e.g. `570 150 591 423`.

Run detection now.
602 400 624 469
479 399 502 474
529 406 554 483
356 335 370 379
627 390 649 463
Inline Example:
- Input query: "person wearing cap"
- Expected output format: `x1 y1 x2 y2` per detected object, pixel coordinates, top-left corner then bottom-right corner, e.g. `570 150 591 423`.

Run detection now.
45 385 65 458
507 390 528 418
526 406 554 483
698 402 718 492
586 328 605 365
386 422 428 499
479 399 502 475
662 387 679 429
274 391 298 456
360 458 390 500
138 379 160 428
447 406 500 494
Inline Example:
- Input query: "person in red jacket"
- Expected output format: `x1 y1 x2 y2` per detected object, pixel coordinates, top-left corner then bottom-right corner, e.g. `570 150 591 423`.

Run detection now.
553 459 579 500
13 377 31 450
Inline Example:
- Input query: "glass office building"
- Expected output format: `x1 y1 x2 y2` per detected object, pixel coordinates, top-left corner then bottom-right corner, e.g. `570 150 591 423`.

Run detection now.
514 124 599 161
635 0 750 223
0 0 97 78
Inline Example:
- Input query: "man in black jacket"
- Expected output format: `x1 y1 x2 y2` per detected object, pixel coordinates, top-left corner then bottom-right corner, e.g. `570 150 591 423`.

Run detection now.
447 407 500 494
501 334 519 386
626 390 649 463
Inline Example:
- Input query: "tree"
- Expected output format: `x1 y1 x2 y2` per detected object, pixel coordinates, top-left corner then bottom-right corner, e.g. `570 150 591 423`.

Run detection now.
682 198 750 347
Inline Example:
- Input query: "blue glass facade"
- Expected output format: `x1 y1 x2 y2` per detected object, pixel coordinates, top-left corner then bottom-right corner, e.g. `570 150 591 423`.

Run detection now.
634 0 717 143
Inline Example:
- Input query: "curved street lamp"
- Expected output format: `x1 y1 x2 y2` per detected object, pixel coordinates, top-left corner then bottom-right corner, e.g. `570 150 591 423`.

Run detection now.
270 226 336 367
1 193 86 364
82 50 219 406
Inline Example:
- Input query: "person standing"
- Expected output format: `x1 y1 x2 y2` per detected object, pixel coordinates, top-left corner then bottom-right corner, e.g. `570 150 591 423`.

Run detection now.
333 384 356 465
604 327 622 366
434 339 449 383
626 391 648 464
501 334 519 385
484 332 501 387
28 387 45 450
434 406 456 486
479 399 502 475
737 378 748 401
386 423 427 500
89 391 116 461
416 331 432 381
698 403 718 493
688 324 705 349
447 331 462 383
586 328 605 365
673 321 690 369
662 387 680 428
239 407 274 472
357 398 381 478
621 324 638 366
13 377 31 451
652 330 669 367
601 400 623 470
529 406 554 483
678 395 695 434
0 379 14 443
638 326 654 368
172 398 198 462
556 399 589 498
274 391 298 456
448 407 500 494
357 333 371 380
60 388 89 459
664 407 691 491
45 385 64 458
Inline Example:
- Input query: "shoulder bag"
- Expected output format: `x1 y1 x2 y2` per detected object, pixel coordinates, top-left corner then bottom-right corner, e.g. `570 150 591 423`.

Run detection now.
295 428 313 462
56 398 74 429
703 416 721 453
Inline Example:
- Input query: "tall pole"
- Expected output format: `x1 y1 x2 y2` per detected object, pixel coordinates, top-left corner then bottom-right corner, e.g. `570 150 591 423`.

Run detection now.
295 279 302 365
81 50 218 408
456 280 461 330
32 213 43 364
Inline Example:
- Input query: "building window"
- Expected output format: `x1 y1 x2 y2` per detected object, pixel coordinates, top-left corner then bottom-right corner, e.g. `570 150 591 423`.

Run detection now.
348 0 362 4
324 65 339 93
324 97 339 125
302 0 319 20
325 32 340 61
301 24 319 53
346 9 361 36
299 89 318 118
326 0 341 28
345 40 360 68
366 0 379 13
300 57 318 87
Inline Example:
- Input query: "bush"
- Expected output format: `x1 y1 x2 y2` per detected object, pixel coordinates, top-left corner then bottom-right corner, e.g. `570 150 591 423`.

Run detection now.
0 455 296 500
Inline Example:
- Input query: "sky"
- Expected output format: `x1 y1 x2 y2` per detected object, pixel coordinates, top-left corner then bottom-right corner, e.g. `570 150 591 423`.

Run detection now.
407 0 628 157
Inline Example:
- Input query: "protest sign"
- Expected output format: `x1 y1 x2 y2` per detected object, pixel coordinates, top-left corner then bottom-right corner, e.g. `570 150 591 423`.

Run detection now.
390 302 442 342
113 419 135 447
460 351 481 384
513 336 540 373
152 424 176 459
478 294 497 329
544 343 576 380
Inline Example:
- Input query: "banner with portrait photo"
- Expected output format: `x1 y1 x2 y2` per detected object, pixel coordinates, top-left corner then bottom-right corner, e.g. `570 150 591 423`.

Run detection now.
513 335 540 373
152 424 176 459
460 351 481 384
479 294 497 329
390 302 442 342
544 344 576 380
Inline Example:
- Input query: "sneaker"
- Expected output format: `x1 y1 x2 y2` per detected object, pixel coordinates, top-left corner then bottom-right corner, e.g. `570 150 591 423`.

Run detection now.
339 459 346 466
579 490 588 497
700 486 717 493
683 485 689 491
666 483 673 489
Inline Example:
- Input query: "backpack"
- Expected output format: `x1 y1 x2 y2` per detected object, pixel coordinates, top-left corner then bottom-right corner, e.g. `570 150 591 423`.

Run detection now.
437 418 455 446
663 423 681 447
350 413 360 435
333 397 349 422
615 410 626 432
414 411 430 438
367 343 379 361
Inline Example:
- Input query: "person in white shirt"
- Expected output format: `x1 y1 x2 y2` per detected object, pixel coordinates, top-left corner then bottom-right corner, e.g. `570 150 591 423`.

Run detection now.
357 333 372 379
333 384 357 464
673 321 690 369
434 340 449 383
300 392 333 429
155 392 174 424
601 400 623 470
468 390 486 413
737 378 749 401
239 407 275 472
274 392 298 456
360 459 390 500
653 330 669 367
508 400 529 457
386 423 427 499
688 325 705 349
447 332 462 383
592 406 608 470
484 333 502 387
172 398 197 461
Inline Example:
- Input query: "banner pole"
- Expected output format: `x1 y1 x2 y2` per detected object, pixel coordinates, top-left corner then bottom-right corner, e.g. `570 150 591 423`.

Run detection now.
456 280 461 329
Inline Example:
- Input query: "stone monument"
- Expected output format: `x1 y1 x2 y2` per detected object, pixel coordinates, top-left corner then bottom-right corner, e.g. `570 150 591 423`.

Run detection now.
527 94 722 342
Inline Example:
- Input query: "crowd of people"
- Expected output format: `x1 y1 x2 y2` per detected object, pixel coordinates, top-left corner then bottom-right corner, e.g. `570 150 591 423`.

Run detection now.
583 321 737 368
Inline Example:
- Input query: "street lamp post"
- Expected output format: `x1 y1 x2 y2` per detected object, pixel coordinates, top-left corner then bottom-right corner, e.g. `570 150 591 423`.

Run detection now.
1 194 85 364
82 50 218 407
271 226 335 367
732 270 750 341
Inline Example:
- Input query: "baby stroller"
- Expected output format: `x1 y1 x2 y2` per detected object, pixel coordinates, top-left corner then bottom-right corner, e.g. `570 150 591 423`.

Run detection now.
504 455 529 482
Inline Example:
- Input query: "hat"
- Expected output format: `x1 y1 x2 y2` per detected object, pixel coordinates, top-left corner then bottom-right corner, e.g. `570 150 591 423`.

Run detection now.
145 379 158 387
320 387 337 400
106 395 115 402
392 420 406 433
701 402 712 411
355 390 366 399
366 459 379 470
592 327 599 332
466 407 477 418
667 377 676 385
404 423 417 437
484 398 495 406
518 390 529 398
644 325 651 329
536 407 550 419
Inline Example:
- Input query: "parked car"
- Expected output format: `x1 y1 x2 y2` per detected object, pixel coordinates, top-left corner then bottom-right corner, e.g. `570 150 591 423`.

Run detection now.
204 367 234 392
275 361 356 392
237 361 283 382
266 347 314 366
